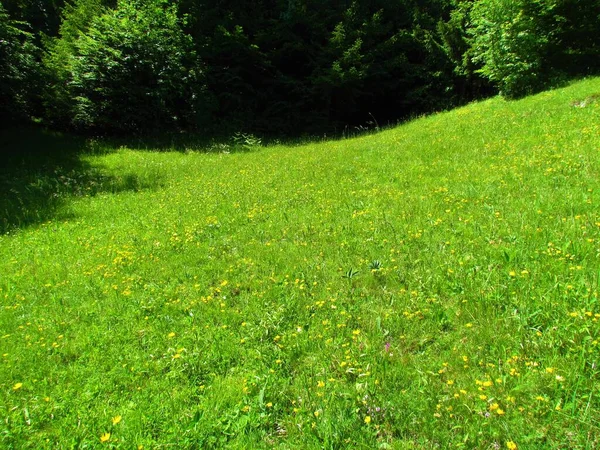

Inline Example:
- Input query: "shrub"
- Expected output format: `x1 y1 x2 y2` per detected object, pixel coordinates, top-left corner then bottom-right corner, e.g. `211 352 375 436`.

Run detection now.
469 0 555 98
68 0 203 133
42 0 108 128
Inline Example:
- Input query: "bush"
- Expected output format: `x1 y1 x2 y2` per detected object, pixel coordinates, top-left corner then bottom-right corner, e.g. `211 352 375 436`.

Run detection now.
42 0 108 128
67 0 203 133
469 0 555 98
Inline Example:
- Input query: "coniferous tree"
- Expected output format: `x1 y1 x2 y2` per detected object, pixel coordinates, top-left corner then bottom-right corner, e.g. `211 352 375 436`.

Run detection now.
0 3 40 124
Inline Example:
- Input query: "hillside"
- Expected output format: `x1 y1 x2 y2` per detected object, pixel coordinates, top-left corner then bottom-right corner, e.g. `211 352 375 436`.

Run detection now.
1 78 599 448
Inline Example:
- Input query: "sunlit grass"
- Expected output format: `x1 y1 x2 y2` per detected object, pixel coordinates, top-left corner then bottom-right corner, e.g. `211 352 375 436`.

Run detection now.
1 78 600 448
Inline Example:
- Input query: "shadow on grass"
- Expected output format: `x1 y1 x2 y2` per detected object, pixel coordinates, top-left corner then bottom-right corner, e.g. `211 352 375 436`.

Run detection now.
0 127 163 234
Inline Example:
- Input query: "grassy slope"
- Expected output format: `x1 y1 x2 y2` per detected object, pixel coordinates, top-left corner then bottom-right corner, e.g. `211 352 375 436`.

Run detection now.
1 78 600 448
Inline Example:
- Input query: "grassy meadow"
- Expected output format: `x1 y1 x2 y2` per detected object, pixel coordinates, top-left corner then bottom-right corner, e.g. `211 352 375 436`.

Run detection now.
1 78 600 448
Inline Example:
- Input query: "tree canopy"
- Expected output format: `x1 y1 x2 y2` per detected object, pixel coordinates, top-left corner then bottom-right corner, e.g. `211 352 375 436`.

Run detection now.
1 0 598 135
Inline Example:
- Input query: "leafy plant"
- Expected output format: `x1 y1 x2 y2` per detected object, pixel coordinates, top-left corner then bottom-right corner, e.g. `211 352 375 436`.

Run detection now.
469 0 556 98
369 260 382 271
67 0 203 133
232 132 262 152
343 267 360 279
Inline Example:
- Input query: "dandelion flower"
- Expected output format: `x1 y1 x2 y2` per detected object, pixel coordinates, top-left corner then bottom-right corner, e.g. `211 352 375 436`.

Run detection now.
555 402 562 411
100 433 111 443
168 332 176 338
12 383 23 391
364 416 371 424
507 441 517 449
112 415 122 425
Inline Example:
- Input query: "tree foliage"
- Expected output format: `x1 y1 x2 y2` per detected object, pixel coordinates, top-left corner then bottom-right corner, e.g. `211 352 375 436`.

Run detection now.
0 3 40 122
0 0 599 134
42 0 109 126
1 0 65 38
469 0 556 97
66 0 201 133
469 0 600 98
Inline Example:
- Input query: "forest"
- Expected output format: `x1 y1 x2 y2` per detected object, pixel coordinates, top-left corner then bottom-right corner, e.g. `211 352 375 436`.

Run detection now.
1 0 599 136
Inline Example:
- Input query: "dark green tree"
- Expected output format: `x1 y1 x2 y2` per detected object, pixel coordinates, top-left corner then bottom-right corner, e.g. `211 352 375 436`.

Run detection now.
437 0 492 100
1 0 66 38
180 0 464 134
0 3 40 124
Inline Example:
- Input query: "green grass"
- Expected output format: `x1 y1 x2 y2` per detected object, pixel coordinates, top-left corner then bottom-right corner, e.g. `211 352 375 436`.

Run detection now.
1 78 600 449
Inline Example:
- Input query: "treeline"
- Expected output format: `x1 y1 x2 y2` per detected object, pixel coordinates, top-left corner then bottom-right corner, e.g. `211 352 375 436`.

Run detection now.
1 0 599 135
